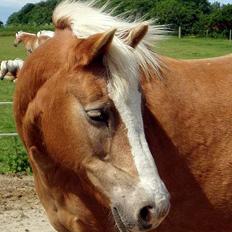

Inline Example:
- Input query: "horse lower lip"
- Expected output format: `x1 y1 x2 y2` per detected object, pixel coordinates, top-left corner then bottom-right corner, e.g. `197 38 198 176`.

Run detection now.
112 207 128 232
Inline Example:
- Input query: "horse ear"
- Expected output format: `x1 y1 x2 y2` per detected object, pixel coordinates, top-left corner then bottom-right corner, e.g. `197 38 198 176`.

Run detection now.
76 28 116 66
125 23 148 48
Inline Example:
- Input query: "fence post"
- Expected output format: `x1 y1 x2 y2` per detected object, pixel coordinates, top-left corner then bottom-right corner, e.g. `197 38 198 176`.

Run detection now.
229 29 231 42
178 26 181 39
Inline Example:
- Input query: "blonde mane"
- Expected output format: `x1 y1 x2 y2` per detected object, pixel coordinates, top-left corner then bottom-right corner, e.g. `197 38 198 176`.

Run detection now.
53 0 166 99
16 31 36 38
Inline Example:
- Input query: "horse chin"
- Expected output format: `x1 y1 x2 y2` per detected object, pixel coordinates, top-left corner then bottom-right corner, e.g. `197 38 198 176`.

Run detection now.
112 207 129 232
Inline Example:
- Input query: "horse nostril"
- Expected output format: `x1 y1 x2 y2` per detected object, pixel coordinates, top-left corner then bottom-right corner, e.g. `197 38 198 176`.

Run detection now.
139 205 154 227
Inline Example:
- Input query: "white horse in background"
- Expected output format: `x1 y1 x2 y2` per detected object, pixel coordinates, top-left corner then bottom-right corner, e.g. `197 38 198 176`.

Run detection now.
37 30 55 38
0 58 24 82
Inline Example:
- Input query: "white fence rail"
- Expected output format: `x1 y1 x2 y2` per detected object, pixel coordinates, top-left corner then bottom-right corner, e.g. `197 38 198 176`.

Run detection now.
0 102 13 105
0 133 18 137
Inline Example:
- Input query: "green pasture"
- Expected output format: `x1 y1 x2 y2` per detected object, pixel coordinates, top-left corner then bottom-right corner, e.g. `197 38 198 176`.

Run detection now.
0 36 27 173
0 36 26 60
0 35 232 173
155 36 232 59
0 25 54 37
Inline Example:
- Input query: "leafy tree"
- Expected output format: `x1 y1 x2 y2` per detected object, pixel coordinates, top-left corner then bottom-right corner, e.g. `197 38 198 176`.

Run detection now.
7 0 60 25
0 21 3 27
151 0 202 35
5 0 232 38
208 4 232 36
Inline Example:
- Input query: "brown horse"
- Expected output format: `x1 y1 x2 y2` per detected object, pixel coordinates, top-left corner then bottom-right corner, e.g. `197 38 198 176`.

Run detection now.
14 31 51 54
14 1 232 232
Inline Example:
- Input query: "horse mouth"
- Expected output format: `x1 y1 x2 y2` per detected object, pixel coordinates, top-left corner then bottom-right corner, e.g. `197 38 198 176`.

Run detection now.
112 207 129 232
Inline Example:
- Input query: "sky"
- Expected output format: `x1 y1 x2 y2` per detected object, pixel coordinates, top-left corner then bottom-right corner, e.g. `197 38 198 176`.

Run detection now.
0 0 232 24
0 0 41 24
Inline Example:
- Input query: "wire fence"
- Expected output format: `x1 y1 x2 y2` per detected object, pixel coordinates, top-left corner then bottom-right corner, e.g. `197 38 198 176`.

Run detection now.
0 101 18 136
0 101 31 173
0 101 19 156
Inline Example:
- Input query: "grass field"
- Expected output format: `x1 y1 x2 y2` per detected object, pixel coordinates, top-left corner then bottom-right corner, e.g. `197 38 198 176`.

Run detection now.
0 36 27 173
0 36 26 60
155 36 232 59
0 35 232 173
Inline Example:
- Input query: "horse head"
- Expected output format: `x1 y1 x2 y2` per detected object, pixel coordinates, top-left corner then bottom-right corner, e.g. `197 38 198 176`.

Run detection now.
14 2 170 232
14 31 24 47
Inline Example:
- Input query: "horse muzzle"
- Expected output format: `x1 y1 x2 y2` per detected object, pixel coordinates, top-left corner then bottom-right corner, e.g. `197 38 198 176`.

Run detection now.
111 188 170 232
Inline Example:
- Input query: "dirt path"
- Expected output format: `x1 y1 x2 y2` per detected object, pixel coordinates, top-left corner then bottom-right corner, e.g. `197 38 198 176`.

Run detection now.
0 174 55 232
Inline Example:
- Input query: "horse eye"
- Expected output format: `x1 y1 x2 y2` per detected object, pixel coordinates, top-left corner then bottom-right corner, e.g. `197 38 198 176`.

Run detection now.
86 109 109 125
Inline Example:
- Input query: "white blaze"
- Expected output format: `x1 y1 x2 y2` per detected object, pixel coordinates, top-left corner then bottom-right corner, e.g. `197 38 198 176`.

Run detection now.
107 79 168 203
103 41 168 202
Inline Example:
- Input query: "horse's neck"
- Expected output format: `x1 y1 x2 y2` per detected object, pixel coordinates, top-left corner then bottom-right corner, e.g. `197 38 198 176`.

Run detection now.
143 102 232 231
141 55 229 156
142 55 232 205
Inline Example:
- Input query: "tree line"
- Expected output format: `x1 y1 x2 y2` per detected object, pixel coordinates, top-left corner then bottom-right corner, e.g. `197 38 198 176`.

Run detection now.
4 0 232 37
